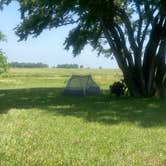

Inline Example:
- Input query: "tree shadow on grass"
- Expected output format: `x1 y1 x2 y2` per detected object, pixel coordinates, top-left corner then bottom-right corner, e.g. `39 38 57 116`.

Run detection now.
0 87 165 128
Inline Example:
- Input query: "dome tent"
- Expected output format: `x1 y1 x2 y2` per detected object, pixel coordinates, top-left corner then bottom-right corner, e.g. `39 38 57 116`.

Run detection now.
64 75 101 96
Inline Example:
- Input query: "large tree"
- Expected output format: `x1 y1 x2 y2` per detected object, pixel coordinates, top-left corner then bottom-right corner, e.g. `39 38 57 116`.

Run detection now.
1 0 166 97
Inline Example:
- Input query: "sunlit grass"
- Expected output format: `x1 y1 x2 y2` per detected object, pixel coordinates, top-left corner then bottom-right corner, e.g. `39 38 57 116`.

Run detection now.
0 68 121 89
0 68 165 165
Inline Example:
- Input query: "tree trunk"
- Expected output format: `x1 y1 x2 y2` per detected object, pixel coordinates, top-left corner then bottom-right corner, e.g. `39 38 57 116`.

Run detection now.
124 16 166 97
101 14 166 98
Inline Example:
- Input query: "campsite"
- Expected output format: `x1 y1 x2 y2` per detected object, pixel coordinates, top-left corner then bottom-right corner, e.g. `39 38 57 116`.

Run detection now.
0 68 166 165
0 0 166 165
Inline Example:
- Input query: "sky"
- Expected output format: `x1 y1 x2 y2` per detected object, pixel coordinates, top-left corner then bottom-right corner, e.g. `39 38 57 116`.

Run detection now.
0 2 118 68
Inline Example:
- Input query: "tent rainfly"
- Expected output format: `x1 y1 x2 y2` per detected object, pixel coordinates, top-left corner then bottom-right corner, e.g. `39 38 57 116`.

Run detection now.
64 75 101 96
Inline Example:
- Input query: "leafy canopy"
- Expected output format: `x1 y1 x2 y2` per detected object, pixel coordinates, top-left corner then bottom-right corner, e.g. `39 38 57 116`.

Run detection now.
1 0 165 56
1 0 118 55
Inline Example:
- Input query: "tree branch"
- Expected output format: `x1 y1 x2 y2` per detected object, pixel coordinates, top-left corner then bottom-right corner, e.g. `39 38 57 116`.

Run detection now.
135 1 143 46
117 8 138 53
100 19 128 71
114 23 134 67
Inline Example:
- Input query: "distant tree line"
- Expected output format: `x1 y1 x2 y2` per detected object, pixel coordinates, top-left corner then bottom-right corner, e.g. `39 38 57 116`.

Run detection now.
56 64 84 69
10 62 48 68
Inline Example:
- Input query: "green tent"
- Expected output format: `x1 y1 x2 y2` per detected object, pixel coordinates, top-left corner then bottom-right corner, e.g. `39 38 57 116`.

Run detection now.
64 75 101 96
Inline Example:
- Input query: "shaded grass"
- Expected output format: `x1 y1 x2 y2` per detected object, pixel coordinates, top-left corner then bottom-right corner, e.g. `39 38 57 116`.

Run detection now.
0 68 166 165
0 87 165 128
0 88 166 165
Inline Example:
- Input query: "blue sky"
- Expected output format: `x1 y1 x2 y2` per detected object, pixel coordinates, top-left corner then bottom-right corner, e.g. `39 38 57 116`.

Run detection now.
0 2 118 68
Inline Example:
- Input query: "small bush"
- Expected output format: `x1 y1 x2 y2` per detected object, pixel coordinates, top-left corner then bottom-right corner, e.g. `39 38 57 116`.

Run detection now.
110 80 126 97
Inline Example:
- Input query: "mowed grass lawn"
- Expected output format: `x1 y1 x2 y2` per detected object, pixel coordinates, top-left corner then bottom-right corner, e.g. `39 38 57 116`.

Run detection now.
0 68 166 166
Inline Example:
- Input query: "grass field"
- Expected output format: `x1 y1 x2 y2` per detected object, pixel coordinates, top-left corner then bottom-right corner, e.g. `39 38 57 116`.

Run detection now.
0 68 166 166
0 68 122 89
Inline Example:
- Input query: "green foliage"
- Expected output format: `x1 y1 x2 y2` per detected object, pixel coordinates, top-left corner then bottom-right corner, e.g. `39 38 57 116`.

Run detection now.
13 0 116 55
110 80 127 97
0 31 6 41
2 0 162 55
0 31 8 75
0 51 9 75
